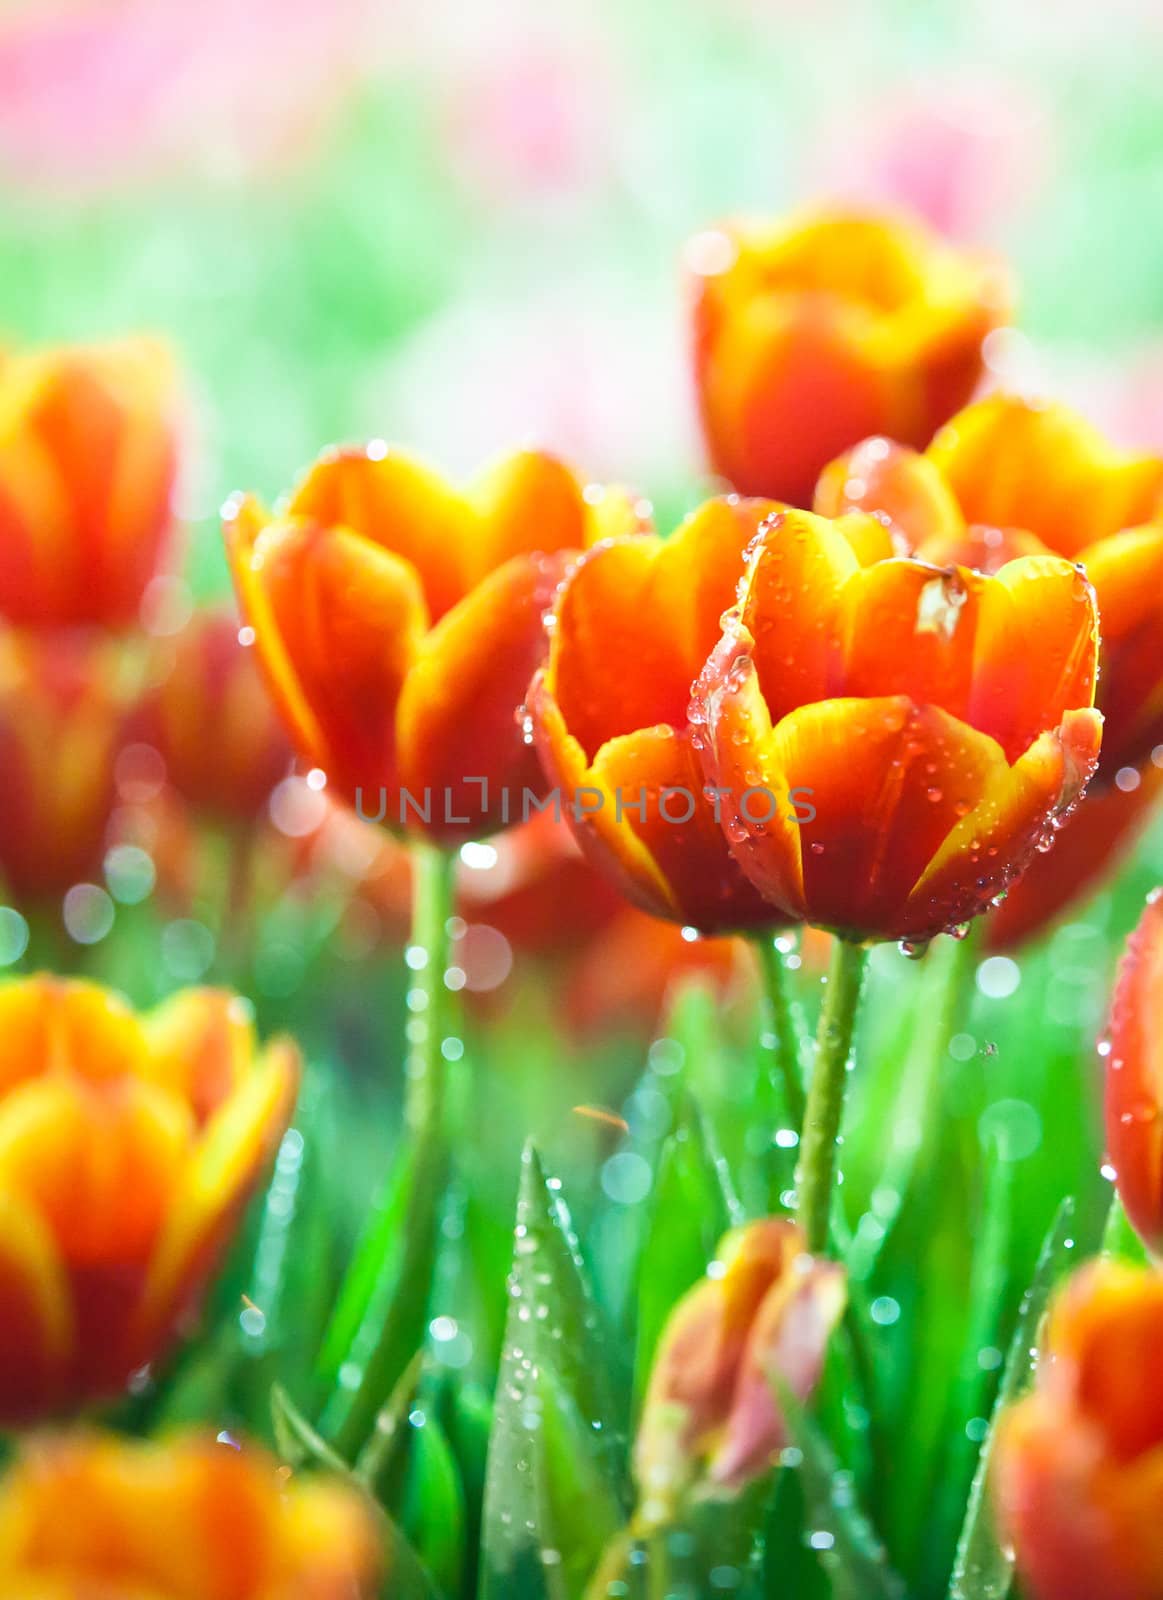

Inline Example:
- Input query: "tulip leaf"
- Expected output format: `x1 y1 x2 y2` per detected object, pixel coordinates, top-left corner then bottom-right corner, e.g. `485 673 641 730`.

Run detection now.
947 1197 1076 1600
632 1093 739 1415
1100 1191 1150 1267
781 1388 907 1600
479 1142 626 1599
402 1410 467 1599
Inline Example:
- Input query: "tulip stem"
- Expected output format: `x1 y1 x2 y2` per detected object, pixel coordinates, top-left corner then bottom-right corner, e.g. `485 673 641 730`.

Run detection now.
797 938 870 1255
404 840 458 1137
754 934 807 1130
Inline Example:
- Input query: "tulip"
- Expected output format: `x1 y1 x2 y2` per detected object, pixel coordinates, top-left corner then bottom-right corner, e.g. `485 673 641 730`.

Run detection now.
635 1218 845 1525
0 630 126 902
0 976 298 1423
0 1428 380 1597
225 446 647 843
0 337 180 628
691 507 1102 942
529 495 825 934
816 401 1163 943
994 1260 1163 1600
687 210 1010 506
135 607 292 823
1104 890 1163 1257
457 813 623 955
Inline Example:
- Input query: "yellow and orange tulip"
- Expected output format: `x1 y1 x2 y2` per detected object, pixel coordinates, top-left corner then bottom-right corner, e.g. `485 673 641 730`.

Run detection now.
689 211 1009 506
0 977 298 1424
137 607 292 824
225 446 647 842
635 1218 845 1523
1105 890 1163 1257
529 496 795 933
817 399 1163 942
994 1261 1163 1600
0 1429 381 1598
0 631 127 901
0 338 180 629
691 508 1102 942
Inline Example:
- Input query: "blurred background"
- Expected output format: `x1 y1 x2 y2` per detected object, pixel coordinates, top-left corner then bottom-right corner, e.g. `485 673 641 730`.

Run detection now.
4 0 1163 603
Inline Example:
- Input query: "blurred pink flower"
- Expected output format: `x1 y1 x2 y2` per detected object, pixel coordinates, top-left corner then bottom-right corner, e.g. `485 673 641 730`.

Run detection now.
809 77 1050 242
0 0 374 189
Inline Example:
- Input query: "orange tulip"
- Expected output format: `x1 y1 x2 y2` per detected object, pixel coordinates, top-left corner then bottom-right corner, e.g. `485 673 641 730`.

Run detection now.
0 337 180 628
994 1261 1163 1600
816 401 1163 944
1105 890 1163 1257
688 211 1010 506
0 631 127 901
225 446 647 843
529 496 814 934
635 1218 845 1523
0 1429 380 1598
136 608 292 823
0 977 298 1423
457 813 623 955
691 507 1102 942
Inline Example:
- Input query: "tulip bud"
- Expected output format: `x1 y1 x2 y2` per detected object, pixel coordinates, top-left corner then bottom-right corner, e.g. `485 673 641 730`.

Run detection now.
1105 890 1163 1256
136 607 293 824
634 1219 845 1527
994 1260 1163 1600
0 337 181 629
0 977 298 1423
0 630 127 902
0 1429 381 1596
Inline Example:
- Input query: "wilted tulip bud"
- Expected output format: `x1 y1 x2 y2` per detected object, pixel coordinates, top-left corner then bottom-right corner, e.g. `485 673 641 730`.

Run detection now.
0 337 181 628
136 607 293 824
0 977 298 1423
1105 890 1163 1256
0 630 127 902
688 211 1009 506
0 1429 381 1597
635 1219 845 1526
995 1260 1163 1600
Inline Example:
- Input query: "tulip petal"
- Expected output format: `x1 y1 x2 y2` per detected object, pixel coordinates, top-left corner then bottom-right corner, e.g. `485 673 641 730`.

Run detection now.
287 447 473 621
132 1040 299 1364
141 990 256 1126
396 550 573 841
927 396 1163 560
814 437 964 551
1082 525 1163 773
227 504 429 804
468 450 589 580
904 709 1103 938
1105 894 1163 1257
0 1187 72 1424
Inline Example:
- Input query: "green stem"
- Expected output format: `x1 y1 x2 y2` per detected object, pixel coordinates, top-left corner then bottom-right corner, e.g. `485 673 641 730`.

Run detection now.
404 840 457 1137
797 939 870 1255
328 839 457 1462
754 935 807 1130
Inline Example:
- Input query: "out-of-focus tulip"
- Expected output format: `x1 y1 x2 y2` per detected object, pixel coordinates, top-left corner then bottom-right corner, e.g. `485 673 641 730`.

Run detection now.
817 400 1163 943
994 1260 1163 1600
691 508 1102 942
0 338 180 628
0 977 298 1423
0 1428 380 1598
0 631 127 901
687 211 1010 506
987 767 1163 949
565 909 755 1040
136 608 292 824
1104 890 1163 1257
529 496 814 934
457 813 623 955
635 1219 845 1524
225 446 647 843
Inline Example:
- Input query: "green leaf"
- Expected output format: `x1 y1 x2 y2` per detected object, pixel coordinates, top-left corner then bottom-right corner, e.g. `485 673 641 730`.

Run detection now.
782 1388 907 1600
402 1411 467 1598
632 1094 739 1415
947 1198 1077 1600
479 1142 626 1599
1101 1191 1150 1266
